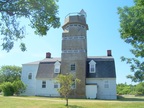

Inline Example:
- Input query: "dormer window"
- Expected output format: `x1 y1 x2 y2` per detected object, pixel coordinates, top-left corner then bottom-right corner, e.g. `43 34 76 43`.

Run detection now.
89 60 96 73
54 61 61 73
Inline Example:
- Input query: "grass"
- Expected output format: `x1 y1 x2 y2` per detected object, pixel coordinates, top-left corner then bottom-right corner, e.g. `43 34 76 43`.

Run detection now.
0 95 144 108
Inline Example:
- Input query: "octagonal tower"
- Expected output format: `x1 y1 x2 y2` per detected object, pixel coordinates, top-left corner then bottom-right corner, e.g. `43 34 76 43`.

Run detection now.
61 9 88 98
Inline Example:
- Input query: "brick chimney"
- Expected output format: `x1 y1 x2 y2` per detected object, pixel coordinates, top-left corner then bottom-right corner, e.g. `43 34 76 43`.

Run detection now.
107 50 112 56
46 52 51 58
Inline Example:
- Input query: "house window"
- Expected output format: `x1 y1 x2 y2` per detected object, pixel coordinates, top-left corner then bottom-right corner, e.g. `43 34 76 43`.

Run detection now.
28 73 32 79
55 68 60 73
54 61 61 73
89 60 96 73
54 83 59 88
104 81 109 88
71 64 75 71
42 81 46 88
104 84 109 88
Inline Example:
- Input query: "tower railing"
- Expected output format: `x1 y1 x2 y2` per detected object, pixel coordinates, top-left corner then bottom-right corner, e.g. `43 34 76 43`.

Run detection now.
65 12 86 19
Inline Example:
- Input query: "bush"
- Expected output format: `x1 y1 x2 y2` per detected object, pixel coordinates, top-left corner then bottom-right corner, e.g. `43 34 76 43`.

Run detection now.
13 80 26 95
0 88 2 93
117 83 131 95
0 82 14 96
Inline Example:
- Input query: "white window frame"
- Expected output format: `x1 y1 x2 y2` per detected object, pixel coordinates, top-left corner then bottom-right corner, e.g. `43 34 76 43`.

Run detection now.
28 73 32 79
71 80 76 89
71 64 76 72
104 81 109 88
55 68 59 73
54 61 61 73
54 83 59 89
42 81 46 88
89 60 96 73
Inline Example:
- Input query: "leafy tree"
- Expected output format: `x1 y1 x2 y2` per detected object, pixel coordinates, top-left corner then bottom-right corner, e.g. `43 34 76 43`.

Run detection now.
56 73 80 106
0 0 60 52
0 65 22 84
117 82 144 95
121 57 144 82
117 83 132 95
135 82 144 95
118 0 144 82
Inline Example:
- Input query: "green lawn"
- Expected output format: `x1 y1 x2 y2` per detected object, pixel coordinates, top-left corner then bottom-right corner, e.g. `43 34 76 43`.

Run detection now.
0 95 144 108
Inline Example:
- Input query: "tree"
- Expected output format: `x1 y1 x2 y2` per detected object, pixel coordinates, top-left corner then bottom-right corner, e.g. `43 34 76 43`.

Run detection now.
135 82 144 95
117 83 132 95
118 0 144 82
0 0 60 52
0 65 22 84
56 73 80 106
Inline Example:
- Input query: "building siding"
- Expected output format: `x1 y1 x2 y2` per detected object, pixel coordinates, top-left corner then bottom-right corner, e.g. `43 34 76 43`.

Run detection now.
35 79 60 96
86 78 117 99
21 64 38 96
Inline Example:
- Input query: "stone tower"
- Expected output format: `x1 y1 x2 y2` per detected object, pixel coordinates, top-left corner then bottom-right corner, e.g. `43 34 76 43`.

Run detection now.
61 9 88 98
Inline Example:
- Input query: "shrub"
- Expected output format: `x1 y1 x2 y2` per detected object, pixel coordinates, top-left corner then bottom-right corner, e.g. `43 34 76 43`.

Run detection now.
13 80 26 95
0 82 14 96
0 86 2 93
117 83 131 95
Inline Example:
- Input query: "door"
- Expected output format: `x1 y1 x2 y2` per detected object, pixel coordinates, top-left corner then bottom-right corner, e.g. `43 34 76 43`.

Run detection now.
86 85 97 99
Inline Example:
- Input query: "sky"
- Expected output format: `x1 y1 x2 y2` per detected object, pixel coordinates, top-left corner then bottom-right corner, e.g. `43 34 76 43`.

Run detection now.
0 0 135 84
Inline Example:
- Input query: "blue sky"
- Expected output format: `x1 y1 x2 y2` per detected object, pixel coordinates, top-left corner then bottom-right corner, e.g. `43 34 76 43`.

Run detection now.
0 0 135 84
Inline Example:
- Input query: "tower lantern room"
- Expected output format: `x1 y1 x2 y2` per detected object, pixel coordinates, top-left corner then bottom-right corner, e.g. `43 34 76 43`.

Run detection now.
62 9 88 30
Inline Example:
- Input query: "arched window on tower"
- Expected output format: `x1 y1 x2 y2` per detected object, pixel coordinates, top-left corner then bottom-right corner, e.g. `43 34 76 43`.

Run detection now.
89 60 96 73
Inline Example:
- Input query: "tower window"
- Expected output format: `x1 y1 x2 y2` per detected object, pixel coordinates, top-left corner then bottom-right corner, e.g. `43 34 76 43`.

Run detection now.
42 81 46 88
71 80 76 89
89 60 96 73
71 64 75 71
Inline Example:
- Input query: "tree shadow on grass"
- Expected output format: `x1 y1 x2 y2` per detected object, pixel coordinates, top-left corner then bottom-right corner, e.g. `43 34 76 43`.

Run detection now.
67 105 84 108
117 95 144 101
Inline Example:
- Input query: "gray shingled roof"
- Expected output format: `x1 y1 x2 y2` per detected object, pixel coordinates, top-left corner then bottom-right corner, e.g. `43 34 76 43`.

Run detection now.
86 56 116 78
30 56 116 79
36 58 61 79
23 58 61 65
